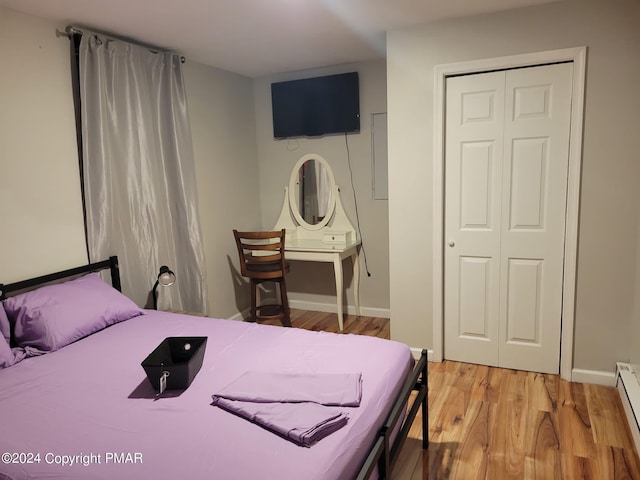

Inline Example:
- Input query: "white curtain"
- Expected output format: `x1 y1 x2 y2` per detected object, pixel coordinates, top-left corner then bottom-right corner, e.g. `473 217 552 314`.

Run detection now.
79 33 208 313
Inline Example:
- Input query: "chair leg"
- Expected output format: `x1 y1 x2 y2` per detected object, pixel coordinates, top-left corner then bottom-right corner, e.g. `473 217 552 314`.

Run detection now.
279 278 291 327
250 279 258 322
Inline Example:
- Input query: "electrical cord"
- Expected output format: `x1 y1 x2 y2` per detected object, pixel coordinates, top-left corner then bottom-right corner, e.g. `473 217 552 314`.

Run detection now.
344 133 372 277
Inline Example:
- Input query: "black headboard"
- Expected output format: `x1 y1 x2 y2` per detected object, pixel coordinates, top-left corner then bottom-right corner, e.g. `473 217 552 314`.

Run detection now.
0 256 121 301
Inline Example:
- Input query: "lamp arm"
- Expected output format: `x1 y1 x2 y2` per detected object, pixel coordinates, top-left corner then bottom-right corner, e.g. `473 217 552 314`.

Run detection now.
152 279 160 310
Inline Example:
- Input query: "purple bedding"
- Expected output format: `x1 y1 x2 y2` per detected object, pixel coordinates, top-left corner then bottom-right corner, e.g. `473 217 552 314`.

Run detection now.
211 371 362 446
0 311 413 480
212 395 350 447
212 371 363 406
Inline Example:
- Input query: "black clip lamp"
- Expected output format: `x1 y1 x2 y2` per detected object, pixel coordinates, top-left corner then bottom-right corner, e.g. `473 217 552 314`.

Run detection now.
152 265 176 310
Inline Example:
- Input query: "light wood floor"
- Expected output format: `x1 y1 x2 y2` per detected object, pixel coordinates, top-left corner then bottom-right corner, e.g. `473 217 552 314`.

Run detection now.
263 309 640 480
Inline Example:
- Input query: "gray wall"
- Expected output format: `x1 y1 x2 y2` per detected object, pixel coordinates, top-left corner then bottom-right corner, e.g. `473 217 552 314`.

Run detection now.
387 0 640 374
0 7 87 278
0 7 260 320
183 61 261 319
5 0 640 376
253 60 390 316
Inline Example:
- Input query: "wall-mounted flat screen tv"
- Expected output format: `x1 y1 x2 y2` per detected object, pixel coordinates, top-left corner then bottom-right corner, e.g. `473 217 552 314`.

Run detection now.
271 72 360 139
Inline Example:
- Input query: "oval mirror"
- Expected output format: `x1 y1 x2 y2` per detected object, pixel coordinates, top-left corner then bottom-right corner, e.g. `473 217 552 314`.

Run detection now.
289 154 336 231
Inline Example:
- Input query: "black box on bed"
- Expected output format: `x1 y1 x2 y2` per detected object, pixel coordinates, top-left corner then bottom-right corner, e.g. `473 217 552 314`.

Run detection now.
141 337 207 392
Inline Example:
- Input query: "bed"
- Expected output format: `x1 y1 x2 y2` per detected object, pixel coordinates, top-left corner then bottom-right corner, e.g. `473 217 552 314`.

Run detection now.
0 257 427 480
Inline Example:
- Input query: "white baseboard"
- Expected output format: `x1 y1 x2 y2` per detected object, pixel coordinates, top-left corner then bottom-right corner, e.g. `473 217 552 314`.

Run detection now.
410 347 434 361
229 302 391 323
288 299 391 319
571 368 616 387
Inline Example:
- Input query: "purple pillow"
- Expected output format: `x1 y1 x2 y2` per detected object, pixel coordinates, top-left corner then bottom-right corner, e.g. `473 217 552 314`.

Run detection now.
0 302 10 343
3 273 144 353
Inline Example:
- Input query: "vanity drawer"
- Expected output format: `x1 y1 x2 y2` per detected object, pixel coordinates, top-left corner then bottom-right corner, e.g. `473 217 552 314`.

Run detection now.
322 230 352 244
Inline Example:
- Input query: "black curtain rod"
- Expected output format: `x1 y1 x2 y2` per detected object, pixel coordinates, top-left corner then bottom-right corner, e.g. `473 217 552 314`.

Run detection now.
55 26 186 63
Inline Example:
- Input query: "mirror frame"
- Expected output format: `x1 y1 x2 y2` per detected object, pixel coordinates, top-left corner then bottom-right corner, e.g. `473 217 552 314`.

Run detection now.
289 153 336 231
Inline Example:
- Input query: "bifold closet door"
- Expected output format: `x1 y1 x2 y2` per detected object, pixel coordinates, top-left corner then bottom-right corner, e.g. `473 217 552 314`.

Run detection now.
444 63 573 374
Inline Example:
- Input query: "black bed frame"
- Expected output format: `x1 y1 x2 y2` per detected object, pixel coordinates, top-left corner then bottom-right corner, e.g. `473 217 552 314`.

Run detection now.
356 349 428 480
0 256 121 301
0 255 427 479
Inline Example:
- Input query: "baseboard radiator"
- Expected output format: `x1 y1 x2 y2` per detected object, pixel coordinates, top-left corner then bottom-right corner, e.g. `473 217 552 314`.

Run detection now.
616 362 640 454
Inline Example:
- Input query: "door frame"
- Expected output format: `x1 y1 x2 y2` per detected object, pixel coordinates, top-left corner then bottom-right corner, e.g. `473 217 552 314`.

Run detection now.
432 47 587 380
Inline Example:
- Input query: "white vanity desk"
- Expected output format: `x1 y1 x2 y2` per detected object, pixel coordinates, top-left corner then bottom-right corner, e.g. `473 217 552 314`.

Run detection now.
283 238 360 331
274 154 361 331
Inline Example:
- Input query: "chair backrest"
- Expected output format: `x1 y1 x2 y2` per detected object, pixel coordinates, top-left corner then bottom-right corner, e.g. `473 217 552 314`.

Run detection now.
233 229 287 280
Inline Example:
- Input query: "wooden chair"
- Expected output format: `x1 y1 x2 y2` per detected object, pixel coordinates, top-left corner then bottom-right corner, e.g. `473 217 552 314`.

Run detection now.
233 229 291 327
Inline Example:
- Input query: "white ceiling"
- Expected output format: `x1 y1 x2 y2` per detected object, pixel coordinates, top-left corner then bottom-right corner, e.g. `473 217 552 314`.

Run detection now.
1 0 561 77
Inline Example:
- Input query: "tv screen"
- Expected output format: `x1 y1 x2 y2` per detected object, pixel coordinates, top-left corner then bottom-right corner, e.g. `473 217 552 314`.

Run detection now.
271 72 360 139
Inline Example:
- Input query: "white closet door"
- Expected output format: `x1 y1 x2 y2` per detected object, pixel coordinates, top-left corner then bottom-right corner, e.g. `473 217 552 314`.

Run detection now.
444 70 505 367
444 63 573 374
